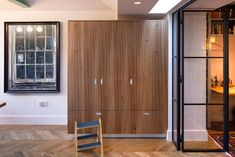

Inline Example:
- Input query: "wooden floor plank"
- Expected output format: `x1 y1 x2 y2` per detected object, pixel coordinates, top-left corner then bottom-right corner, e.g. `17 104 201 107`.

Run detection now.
0 125 228 157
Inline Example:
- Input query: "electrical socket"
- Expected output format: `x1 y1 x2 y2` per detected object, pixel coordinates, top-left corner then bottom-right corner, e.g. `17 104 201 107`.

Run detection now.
38 100 48 107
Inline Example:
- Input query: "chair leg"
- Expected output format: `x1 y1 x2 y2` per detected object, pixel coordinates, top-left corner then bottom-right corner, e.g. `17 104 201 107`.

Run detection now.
75 121 78 153
99 118 104 157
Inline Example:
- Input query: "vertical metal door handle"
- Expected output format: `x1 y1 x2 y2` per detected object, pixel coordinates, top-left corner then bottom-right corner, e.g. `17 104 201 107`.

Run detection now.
94 79 97 85
100 78 103 85
143 112 150 116
130 78 133 85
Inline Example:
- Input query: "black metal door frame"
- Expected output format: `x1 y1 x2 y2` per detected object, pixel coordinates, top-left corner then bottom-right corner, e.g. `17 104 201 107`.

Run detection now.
172 1 230 152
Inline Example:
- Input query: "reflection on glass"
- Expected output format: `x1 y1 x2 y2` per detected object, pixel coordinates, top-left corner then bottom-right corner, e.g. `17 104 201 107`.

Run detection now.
36 38 45 50
46 38 53 50
36 51 44 64
36 26 44 36
26 52 35 64
36 65 44 79
46 51 53 63
26 38 35 50
15 38 24 50
16 52 25 64
46 65 54 78
26 65 35 79
46 25 52 36
16 65 25 79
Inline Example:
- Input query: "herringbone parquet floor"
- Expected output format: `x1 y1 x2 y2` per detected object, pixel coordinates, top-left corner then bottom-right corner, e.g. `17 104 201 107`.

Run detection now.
0 125 229 157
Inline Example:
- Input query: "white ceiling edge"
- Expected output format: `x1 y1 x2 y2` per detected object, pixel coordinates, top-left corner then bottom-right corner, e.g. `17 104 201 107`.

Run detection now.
0 0 117 11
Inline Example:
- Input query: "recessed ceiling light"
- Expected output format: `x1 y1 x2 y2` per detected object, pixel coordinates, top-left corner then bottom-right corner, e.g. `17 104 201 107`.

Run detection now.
149 0 182 13
134 1 142 5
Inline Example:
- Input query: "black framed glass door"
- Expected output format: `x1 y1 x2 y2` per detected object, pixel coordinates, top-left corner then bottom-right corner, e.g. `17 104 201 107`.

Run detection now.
172 11 181 150
177 9 229 152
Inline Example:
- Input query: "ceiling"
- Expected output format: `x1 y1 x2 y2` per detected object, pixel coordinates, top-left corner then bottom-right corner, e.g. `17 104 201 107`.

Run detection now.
1 0 235 18
0 0 113 11
118 0 157 15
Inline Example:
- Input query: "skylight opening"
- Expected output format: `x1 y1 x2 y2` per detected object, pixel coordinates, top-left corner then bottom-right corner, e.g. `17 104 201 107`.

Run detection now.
149 0 182 14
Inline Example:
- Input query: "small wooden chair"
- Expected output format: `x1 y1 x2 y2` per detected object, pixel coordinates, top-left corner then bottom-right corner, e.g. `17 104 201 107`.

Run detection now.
75 118 104 157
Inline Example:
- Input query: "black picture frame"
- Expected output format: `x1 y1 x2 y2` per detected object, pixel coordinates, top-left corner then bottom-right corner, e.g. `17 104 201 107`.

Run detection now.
4 22 60 93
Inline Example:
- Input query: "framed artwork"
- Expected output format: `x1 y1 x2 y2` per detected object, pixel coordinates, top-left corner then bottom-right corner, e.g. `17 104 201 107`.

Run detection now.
4 22 60 93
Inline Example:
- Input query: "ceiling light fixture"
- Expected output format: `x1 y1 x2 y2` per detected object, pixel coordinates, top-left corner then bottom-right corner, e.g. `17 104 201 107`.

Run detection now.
134 1 142 5
149 0 182 14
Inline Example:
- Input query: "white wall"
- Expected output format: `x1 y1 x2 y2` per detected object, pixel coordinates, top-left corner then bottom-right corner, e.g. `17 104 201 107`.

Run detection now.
0 9 117 124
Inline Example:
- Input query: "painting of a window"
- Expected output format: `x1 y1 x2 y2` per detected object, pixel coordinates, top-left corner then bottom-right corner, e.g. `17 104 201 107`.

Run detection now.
4 22 60 92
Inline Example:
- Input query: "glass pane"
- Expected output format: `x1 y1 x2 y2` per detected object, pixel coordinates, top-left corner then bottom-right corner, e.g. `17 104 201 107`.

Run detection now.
36 51 44 64
46 65 54 78
45 51 53 64
183 11 224 150
26 38 35 50
26 52 35 64
36 38 45 50
16 65 25 79
36 25 45 37
15 26 24 37
36 65 44 79
208 105 224 130
184 59 206 104
173 58 178 100
15 38 24 50
208 59 224 104
184 105 222 150
16 52 25 64
46 25 52 36
184 12 207 57
26 65 35 79
46 38 53 50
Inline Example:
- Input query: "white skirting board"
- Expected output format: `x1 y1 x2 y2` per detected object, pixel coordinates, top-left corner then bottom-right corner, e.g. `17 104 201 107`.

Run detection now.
167 129 208 141
0 115 67 125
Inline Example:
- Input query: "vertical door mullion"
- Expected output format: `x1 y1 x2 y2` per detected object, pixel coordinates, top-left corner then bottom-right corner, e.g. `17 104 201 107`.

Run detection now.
223 8 229 152
181 10 185 151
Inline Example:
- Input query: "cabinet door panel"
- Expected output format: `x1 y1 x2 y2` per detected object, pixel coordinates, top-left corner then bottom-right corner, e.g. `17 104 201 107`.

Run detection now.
114 22 139 111
98 22 116 111
137 21 167 111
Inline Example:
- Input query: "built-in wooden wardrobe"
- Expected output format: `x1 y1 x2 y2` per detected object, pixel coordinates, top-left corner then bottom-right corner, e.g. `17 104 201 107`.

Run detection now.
68 20 167 135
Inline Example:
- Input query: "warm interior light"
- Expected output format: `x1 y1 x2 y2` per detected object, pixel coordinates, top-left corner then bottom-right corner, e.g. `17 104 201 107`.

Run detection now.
210 36 216 43
36 26 43 33
26 26 33 33
149 0 182 14
16 26 23 33
134 1 142 5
